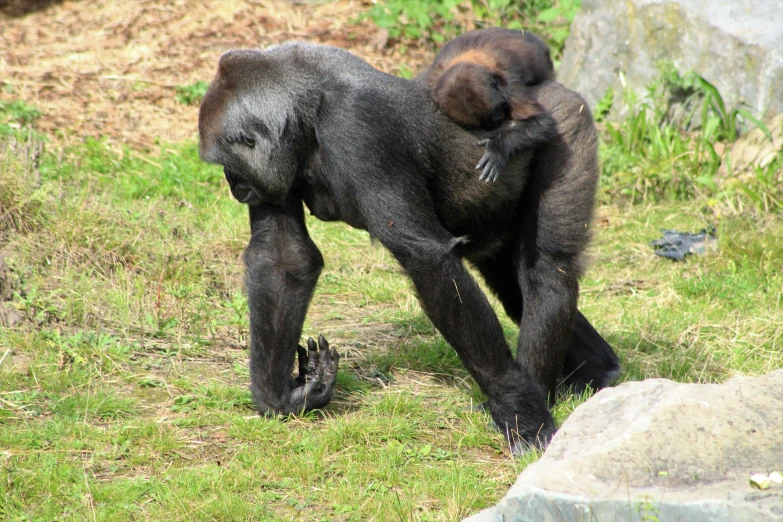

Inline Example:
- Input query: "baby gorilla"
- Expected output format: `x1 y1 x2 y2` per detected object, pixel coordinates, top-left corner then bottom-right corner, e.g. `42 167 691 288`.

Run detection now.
417 28 558 182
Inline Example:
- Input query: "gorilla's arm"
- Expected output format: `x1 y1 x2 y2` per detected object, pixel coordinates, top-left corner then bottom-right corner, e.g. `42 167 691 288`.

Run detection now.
513 83 602 393
244 196 338 414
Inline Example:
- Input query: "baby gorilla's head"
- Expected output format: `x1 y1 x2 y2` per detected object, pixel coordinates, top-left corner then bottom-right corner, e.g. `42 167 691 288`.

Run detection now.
432 62 510 130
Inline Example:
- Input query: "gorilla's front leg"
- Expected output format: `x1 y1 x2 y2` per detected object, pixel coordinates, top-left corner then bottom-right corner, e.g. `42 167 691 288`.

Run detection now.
244 197 339 415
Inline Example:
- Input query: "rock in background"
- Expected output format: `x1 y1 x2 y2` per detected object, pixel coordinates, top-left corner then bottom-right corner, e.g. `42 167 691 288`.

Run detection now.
559 0 783 120
465 370 783 522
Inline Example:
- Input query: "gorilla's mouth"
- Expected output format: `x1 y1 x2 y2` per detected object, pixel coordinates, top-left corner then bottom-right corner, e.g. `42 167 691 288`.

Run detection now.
224 169 261 205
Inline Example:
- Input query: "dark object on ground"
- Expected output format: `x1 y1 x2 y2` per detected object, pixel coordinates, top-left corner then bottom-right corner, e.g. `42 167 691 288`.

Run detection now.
416 28 557 183
198 42 620 453
650 227 717 260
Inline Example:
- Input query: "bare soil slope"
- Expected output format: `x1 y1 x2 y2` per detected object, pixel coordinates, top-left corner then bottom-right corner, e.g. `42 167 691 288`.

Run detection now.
0 0 430 148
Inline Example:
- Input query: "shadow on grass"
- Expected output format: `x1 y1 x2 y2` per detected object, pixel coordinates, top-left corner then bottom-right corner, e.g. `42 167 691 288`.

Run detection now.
605 330 728 383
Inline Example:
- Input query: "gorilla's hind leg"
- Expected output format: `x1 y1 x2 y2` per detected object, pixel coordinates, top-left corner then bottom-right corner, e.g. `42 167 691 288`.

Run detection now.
475 252 620 397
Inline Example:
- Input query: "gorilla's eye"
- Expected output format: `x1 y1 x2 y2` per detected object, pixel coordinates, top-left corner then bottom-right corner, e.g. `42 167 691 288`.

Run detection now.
241 133 256 148
226 132 255 148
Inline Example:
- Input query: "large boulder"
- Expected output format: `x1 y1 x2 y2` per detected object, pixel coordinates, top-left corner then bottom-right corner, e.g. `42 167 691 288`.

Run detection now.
559 0 783 120
465 370 783 522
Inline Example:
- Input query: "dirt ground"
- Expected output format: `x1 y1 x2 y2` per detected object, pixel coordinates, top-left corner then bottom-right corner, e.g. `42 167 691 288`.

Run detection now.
0 0 435 149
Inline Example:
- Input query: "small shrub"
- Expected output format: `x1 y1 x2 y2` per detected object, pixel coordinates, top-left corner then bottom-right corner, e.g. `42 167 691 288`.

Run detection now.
0 99 42 125
366 0 462 43
365 0 582 62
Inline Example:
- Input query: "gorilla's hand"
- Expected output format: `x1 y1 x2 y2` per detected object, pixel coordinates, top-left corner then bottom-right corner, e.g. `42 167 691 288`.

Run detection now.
289 335 339 411
475 137 507 183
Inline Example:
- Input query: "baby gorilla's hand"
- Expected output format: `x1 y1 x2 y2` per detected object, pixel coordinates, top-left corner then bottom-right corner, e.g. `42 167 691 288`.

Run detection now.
475 137 508 183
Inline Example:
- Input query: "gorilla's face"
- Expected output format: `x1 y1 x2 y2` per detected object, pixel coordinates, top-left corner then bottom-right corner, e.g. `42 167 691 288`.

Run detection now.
198 49 301 207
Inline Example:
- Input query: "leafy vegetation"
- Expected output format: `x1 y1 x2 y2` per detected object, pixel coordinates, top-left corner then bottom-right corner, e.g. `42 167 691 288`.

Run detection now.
600 64 781 211
0 99 43 140
175 81 211 106
367 0 462 43
366 0 581 61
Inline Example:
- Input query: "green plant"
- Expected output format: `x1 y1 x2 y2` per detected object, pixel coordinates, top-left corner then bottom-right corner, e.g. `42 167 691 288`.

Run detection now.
724 156 783 213
174 81 210 106
0 99 45 141
366 0 462 43
656 62 771 142
526 0 580 57
365 0 582 60
593 87 614 123
0 99 42 125
601 83 700 200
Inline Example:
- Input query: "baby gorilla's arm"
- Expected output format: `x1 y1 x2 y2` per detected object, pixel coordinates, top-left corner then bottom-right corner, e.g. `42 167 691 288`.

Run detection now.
475 102 558 182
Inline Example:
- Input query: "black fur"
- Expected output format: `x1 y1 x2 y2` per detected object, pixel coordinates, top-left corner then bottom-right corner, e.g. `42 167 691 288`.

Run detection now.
417 29 558 183
198 42 620 453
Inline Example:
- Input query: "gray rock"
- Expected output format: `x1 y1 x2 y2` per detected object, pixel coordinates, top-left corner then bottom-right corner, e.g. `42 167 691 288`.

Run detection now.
559 0 783 120
464 370 783 522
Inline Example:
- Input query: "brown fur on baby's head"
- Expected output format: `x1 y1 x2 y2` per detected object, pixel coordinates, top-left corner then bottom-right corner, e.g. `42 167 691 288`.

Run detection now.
432 62 510 130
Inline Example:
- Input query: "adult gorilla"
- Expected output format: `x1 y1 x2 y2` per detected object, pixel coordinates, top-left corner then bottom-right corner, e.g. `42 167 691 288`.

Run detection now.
198 42 620 452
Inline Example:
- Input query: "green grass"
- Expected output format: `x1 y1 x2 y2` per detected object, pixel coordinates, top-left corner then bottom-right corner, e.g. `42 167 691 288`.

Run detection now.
2 77 782 520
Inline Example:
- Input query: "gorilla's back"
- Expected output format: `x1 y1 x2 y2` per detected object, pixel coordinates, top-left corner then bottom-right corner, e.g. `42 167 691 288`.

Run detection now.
283 42 531 248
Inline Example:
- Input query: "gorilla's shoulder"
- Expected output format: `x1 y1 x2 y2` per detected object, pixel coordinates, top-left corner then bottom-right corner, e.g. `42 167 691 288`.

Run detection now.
266 42 416 95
